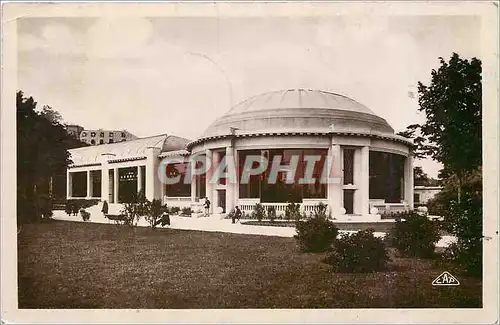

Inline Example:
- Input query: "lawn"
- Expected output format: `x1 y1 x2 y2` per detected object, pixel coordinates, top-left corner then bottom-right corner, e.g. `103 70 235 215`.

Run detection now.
17 221 481 309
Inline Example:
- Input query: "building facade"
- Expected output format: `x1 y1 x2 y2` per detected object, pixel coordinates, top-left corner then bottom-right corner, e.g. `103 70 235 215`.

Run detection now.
79 129 138 145
67 89 414 221
65 124 84 139
414 186 443 205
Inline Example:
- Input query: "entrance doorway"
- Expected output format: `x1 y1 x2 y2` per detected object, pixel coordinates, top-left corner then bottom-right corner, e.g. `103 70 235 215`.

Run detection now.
217 190 226 213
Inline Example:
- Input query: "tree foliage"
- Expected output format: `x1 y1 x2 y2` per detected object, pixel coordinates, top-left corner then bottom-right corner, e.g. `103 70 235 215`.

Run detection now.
413 166 440 187
399 53 482 179
17 91 87 223
398 53 482 276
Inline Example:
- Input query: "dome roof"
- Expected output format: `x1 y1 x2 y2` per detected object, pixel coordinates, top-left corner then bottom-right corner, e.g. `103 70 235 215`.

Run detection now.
202 89 394 137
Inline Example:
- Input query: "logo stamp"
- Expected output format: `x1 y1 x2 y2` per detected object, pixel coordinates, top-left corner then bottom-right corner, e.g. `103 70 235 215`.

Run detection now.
432 271 460 286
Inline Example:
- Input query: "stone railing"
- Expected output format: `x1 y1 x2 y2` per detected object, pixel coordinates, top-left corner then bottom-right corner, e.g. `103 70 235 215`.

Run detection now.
237 199 329 217
164 196 191 208
369 201 411 215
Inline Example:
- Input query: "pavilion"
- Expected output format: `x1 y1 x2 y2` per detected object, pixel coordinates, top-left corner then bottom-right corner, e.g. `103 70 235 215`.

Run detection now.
67 89 414 220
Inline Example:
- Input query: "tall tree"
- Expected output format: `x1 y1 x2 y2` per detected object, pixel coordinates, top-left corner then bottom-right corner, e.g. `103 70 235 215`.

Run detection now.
17 91 87 222
399 53 482 201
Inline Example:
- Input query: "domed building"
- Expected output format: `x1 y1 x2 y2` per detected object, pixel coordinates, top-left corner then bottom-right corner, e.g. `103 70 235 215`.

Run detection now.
186 89 414 220
67 89 414 221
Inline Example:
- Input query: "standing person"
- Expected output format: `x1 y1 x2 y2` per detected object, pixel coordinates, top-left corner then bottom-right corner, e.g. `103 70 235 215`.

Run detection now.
233 206 242 224
204 197 211 217
101 200 109 217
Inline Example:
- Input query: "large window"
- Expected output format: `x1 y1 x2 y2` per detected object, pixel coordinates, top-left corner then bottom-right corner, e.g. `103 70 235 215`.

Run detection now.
369 151 405 203
238 148 327 202
164 163 191 197
118 167 137 203
71 172 87 197
343 148 355 185
91 170 101 197
238 150 262 199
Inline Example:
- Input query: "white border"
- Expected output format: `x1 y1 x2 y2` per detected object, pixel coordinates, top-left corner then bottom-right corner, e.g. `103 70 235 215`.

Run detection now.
1 2 498 324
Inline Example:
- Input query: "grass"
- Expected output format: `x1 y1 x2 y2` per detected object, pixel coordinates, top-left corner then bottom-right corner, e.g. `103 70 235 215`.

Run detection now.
18 221 481 309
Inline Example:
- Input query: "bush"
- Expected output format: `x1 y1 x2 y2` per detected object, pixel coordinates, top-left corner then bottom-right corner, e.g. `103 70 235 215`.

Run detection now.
144 199 169 230
285 202 301 221
312 202 329 219
120 202 142 227
325 229 390 273
294 215 339 252
252 203 266 222
181 207 192 216
389 212 441 258
443 190 482 277
37 194 53 219
80 208 91 221
65 199 100 216
267 206 276 222
169 206 181 215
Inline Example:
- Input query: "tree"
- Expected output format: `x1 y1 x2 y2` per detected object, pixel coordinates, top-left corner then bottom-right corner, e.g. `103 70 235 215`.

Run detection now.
414 167 430 186
399 53 482 201
413 166 440 187
398 53 482 277
17 91 87 223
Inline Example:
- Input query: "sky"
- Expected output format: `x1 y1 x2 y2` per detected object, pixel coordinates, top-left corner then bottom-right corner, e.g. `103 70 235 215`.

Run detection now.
17 15 481 178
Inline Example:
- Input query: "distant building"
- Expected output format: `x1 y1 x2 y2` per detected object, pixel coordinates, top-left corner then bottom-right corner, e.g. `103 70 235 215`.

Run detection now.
79 129 138 145
413 186 443 205
65 124 84 139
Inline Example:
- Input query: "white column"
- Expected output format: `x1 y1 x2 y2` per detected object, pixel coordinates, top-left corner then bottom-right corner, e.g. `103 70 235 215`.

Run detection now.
327 143 342 218
225 146 236 213
205 149 213 213
101 161 109 202
353 148 362 214
137 165 143 194
113 167 119 204
86 170 92 199
161 179 166 204
66 170 72 199
404 155 414 209
234 149 239 205
212 151 221 211
146 147 161 201
358 146 370 215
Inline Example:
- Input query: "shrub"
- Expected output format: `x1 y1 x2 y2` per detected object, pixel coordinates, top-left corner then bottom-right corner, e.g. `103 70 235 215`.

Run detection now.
252 203 266 222
325 229 390 273
80 208 91 221
65 199 99 216
181 207 192 216
144 199 169 230
389 212 441 258
294 215 339 252
38 194 53 219
226 208 235 220
267 206 277 222
312 202 329 219
169 206 181 215
120 202 141 227
443 190 482 277
285 202 301 221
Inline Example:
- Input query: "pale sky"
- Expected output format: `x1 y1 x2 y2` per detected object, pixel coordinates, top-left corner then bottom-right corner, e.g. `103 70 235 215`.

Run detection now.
17 15 481 178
